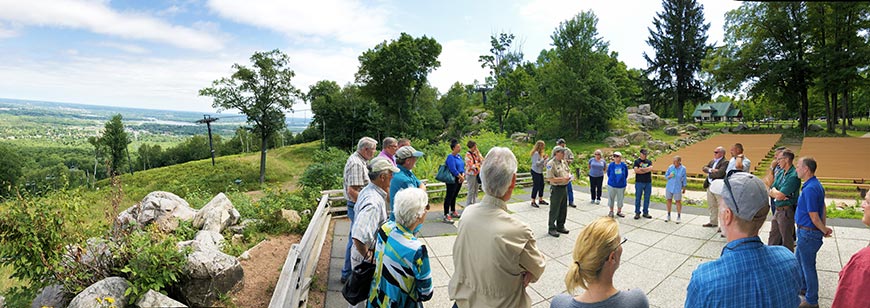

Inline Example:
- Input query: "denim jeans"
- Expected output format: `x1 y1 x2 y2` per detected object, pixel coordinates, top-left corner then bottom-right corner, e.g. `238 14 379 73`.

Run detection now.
796 228 823 305
341 200 356 279
635 182 652 214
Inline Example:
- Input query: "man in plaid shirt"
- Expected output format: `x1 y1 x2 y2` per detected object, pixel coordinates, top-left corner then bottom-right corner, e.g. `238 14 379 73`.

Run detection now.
341 136 377 283
686 172 800 308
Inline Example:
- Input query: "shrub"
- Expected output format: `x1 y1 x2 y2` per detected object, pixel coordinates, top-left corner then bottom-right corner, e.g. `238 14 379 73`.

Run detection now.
118 226 188 302
298 147 347 193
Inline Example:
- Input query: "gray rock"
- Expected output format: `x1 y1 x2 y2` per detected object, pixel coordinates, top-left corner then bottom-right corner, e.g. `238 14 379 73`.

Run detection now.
664 127 679 136
116 191 198 232
685 124 698 131
610 129 625 136
720 128 730 133
193 193 240 232
231 234 244 246
177 240 206 253
808 124 823 132
626 131 652 145
638 104 652 115
698 129 710 136
510 132 529 143
625 106 639 114
180 249 244 307
784 124 792 129
733 123 749 132
776 124 783 129
32 284 68 308
194 230 226 251
68 277 131 308
227 219 262 235
135 290 187 308
471 116 481 125
647 140 671 151
478 112 489 120
604 136 630 148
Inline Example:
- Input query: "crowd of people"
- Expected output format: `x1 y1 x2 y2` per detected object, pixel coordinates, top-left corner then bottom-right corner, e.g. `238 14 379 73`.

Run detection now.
338 136 869 308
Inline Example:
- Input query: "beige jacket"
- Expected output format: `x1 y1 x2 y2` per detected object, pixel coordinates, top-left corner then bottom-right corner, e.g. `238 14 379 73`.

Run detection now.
448 195 547 308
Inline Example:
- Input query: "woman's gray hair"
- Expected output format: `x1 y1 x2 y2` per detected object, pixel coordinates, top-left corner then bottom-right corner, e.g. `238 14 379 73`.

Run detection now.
480 147 517 198
394 187 428 227
357 137 377 152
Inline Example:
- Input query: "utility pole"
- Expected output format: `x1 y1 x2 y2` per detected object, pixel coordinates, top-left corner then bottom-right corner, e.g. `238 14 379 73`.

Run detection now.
475 86 492 106
196 115 219 166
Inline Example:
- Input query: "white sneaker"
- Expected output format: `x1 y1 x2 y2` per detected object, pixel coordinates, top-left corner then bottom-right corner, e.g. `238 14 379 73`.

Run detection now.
665 214 670 222
676 217 682 224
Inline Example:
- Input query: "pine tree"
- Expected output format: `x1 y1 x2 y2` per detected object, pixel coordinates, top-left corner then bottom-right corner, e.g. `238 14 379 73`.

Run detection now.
644 0 711 123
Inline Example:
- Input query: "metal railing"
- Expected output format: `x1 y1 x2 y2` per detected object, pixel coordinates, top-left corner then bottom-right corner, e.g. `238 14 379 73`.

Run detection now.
268 191 335 308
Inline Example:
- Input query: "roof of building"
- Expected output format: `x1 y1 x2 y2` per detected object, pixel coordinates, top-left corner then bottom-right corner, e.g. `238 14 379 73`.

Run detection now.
692 102 740 118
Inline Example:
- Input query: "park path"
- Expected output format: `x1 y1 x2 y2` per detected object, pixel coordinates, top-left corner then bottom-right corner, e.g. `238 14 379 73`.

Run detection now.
325 188 867 308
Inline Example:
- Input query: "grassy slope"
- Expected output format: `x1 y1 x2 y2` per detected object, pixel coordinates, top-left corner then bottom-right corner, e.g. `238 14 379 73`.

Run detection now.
0 141 320 292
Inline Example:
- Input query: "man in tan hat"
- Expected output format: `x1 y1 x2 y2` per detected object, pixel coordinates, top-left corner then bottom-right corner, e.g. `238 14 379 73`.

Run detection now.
389 146 426 221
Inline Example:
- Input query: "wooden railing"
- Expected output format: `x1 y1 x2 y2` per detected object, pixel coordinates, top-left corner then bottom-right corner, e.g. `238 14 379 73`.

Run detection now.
268 191 336 308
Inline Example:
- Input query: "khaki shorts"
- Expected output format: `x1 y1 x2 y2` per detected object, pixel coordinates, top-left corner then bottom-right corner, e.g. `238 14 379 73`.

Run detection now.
665 190 682 201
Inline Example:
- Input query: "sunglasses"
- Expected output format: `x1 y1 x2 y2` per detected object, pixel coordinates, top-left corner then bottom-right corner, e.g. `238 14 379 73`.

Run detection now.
723 176 740 215
620 237 628 246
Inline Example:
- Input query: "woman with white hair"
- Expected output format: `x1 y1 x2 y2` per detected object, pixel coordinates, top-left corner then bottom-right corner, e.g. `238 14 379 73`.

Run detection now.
368 187 433 307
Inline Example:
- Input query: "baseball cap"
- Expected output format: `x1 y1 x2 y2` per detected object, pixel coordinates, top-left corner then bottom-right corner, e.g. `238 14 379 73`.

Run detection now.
395 146 424 160
369 157 399 173
553 146 566 153
709 172 769 221
556 138 566 145
640 149 649 155
613 151 622 157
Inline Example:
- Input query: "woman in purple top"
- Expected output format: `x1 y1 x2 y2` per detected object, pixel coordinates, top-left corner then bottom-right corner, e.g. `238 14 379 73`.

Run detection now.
443 138 465 223
587 149 606 205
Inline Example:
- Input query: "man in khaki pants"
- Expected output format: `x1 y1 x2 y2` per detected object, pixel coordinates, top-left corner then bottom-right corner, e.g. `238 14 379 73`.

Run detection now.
702 146 728 228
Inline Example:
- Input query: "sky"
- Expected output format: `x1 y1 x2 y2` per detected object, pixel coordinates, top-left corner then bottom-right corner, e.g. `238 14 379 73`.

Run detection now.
0 0 743 116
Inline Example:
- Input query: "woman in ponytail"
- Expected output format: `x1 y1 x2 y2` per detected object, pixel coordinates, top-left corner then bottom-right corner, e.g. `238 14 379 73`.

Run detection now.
551 217 649 308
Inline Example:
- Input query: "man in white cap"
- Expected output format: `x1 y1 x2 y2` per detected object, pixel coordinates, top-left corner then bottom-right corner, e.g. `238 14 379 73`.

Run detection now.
685 172 800 308
389 146 426 221
348 157 399 307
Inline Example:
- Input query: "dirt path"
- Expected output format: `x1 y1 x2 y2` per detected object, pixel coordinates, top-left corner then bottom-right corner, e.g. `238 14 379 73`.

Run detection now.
231 233 301 307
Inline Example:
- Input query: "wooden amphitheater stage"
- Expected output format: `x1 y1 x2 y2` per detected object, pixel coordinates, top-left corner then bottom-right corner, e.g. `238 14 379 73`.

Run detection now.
651 134 782 178
798 137 870 188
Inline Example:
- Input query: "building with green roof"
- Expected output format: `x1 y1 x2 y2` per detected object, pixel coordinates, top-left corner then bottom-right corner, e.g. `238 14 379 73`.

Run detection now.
691 102 742 122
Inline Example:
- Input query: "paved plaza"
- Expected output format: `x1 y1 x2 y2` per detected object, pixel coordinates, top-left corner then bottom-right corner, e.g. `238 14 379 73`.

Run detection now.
325 189 869 308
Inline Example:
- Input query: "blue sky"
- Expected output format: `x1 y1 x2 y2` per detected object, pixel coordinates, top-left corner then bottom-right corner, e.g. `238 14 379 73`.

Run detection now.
0 0 741 115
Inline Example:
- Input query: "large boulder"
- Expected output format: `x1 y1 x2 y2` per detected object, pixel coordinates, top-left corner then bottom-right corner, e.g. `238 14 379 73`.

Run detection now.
628 113 666 129
31 284 69 308
193 193 240 232
626 131 652 145
808 123 823 132
68 277 131 308
685 124 698 132
638 104 652 115
510 132 529 143
604 136 630 148
664 127 679 136
228 219 262 235
180 249 244 307
733 123 749 132
194 230 226 251
698 129 710 136
116 191 197 232
281 209 302 227
625 106 639 114
135 290 187 308
647 140 672 151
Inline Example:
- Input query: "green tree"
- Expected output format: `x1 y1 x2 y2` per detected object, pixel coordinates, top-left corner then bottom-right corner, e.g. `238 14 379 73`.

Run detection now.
356 33 442 136
645 0 711 122
479 33 526 133
308 81 382 149
535 11 620 139
704 2 812 131
0 143 22 197
97 114 131 176
199 49 302 183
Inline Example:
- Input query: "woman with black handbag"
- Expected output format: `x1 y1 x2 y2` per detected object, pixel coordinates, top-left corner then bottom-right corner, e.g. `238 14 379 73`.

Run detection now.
369 187 433 307
442 139 465 223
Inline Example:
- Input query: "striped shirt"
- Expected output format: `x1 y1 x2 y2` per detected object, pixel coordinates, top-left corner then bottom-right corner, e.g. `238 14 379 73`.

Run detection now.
344 151 369 202
352 183 388 252
685 236 800 308
368 221 433 307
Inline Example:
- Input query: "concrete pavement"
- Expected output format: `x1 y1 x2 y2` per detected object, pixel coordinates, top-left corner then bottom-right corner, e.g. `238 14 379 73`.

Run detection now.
325 188 869 308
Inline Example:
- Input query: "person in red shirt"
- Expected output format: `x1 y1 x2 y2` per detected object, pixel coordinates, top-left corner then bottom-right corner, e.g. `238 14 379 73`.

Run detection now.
832 191 870 308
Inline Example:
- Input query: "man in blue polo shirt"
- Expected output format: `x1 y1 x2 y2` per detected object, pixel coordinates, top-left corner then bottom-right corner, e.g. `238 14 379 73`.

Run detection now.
389 145 425 221
686 172 800 308
794 157 833 308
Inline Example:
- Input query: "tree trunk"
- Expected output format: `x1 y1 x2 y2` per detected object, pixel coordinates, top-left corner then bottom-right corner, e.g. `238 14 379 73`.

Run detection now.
830 91 838 133
841 89 847 135
824 90 832 132
259 134 268 184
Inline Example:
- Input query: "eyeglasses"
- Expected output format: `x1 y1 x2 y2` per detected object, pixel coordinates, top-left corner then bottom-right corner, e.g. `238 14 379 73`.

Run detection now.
723 176 740 215
620 237 628 246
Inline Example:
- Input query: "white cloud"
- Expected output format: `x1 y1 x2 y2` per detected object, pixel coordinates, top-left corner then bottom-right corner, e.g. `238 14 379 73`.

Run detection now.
0 0 224 51
206 0 391 46
428 39 489 92
98 41 148 54
284 47 361 92
0 21 18 38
